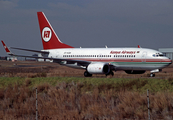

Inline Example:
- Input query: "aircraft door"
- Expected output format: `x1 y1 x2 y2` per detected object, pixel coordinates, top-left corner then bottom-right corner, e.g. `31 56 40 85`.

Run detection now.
141 51 147 62
56 52 59 58
98 54 102 60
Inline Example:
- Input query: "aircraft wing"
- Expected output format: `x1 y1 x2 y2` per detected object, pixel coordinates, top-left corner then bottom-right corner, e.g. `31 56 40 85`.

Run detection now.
1 41 49 54
8 53 91 66
10 47 49 54
1 40 91 68
1 41 114 69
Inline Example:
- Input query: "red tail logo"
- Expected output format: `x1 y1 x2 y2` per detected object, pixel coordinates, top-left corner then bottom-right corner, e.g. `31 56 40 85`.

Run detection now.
44 31 50 38
37 12 74 50
42 27 52 42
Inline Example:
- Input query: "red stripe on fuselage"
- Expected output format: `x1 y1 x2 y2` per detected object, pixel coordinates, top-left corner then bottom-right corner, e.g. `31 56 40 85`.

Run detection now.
63 58 171 63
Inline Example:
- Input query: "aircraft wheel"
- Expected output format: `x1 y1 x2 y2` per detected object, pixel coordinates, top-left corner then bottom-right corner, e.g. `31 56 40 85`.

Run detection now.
150 73 155 77
84 71 92 77
111 71 114 76
106 71 114 76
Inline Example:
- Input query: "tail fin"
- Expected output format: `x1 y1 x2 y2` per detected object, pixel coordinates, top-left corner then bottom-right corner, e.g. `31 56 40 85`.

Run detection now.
37 12 74 50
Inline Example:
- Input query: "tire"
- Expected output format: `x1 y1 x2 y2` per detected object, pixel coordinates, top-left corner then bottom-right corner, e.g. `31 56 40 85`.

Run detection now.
84 71 92 77
106 71 114 76
150 73 155 77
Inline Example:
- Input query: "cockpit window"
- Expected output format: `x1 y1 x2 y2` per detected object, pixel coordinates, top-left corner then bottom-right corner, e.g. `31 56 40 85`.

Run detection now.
159 54 164 57
153 53 165 57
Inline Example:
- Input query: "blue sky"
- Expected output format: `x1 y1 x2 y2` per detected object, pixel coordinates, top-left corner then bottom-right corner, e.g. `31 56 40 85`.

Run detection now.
0 0 173 56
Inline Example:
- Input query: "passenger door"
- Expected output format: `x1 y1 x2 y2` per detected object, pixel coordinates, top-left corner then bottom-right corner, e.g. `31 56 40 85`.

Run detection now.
141 51 147 62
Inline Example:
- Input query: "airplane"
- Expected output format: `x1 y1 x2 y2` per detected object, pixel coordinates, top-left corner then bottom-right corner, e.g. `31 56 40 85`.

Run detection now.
1 12 172 77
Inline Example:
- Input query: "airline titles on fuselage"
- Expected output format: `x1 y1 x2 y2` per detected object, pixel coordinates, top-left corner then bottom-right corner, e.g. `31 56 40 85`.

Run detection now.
110 51 137 54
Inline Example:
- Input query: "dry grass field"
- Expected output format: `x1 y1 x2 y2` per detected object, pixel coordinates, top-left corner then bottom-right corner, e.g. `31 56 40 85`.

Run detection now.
0 60 83 78
0 60 173 119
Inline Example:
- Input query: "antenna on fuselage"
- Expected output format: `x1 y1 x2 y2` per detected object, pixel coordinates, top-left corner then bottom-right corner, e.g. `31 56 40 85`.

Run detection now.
138 45 141 48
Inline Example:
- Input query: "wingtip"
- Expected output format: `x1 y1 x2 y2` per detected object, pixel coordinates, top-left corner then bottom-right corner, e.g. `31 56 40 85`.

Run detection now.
1 40 13 55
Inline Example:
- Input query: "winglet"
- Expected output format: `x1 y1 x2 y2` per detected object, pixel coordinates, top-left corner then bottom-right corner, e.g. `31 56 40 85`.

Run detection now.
138 45 141 48
1 41 13 55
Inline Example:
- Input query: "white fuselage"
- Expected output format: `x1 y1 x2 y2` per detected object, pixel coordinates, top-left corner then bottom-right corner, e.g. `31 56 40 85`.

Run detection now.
41 47 171 71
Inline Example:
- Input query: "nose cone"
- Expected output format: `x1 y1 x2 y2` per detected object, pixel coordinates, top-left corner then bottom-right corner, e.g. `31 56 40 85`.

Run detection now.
160 57 172 68
165 58 172 65
169 59 172 64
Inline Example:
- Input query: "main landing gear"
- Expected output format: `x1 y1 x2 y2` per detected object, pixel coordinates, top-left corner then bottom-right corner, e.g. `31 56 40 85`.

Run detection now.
84 71 92 77
106 71 114 76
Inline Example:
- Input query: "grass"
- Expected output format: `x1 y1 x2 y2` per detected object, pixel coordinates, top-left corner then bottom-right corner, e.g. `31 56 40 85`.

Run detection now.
0 76 173 119
1 60 173 119
0 77 173 93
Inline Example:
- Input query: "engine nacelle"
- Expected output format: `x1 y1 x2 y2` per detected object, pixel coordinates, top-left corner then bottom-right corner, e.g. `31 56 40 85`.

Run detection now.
87 63 110 74
125 70 146 74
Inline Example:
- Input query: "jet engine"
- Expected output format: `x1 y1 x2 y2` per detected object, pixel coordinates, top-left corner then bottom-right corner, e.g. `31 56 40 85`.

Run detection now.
87 63 110 74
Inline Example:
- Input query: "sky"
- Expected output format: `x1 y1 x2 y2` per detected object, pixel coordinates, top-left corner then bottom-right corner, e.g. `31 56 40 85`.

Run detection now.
0 0 173 56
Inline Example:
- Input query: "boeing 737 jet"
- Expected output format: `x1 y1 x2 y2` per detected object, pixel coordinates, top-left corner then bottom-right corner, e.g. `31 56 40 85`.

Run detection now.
1 12 172 77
